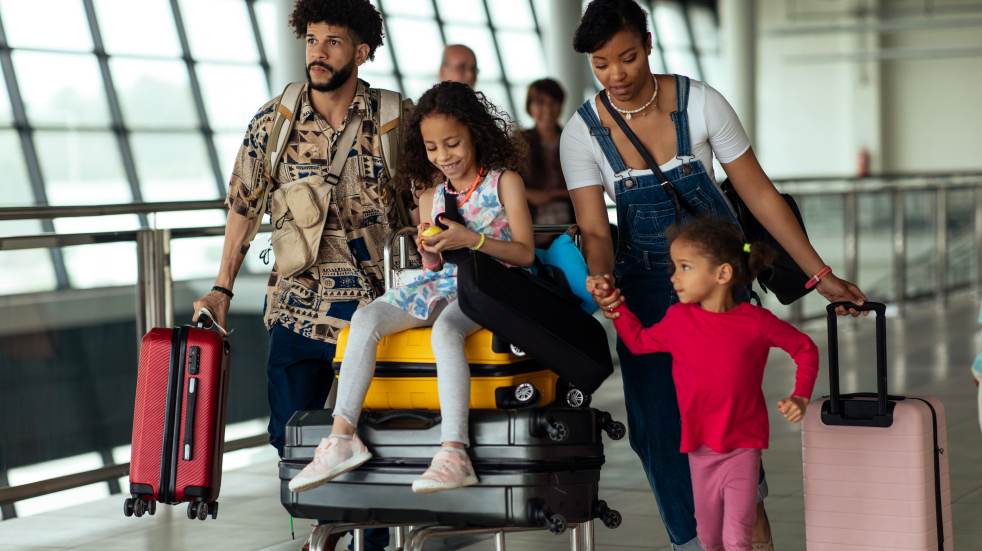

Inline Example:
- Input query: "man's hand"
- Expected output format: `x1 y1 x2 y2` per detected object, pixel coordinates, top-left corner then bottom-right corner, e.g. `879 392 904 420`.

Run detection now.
192 291 231 329
777 395 810 423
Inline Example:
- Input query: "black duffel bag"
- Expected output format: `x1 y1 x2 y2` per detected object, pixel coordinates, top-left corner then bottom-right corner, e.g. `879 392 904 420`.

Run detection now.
438 191 613 399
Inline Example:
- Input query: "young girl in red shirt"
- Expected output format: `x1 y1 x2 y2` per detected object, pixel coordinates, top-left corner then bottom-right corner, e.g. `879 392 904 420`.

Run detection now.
601 217 819 551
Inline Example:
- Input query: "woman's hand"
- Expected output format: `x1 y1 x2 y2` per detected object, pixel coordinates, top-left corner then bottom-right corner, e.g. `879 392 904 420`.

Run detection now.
588 273 623 314
816 273 867 317
421 219 479 253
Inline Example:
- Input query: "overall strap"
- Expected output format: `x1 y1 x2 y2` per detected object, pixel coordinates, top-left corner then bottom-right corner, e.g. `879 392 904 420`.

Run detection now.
668 75 694 160
576 99 628 174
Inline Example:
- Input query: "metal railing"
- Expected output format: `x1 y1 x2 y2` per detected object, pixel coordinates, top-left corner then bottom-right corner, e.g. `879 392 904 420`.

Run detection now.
1 172 981 516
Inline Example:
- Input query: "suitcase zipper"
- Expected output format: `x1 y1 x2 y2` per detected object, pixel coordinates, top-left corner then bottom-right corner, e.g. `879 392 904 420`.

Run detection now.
158 326 188 503
909 397 945 550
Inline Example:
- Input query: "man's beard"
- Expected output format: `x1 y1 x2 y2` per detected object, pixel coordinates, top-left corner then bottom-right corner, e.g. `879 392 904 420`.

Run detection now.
306 59 355 92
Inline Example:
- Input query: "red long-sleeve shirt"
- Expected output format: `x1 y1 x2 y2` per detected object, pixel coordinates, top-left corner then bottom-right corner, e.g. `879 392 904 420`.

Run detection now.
613 302 819 453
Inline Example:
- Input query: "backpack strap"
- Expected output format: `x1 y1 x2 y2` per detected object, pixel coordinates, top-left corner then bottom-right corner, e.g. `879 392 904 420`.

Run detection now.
246 81 305 244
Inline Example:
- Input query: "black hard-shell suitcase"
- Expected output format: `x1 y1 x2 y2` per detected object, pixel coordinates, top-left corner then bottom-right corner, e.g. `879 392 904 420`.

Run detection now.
283 408 625 463
280 408 625 531
279 461 620 532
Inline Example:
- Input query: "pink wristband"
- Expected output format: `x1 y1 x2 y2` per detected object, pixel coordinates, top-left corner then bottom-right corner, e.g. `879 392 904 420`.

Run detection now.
805 266 832 290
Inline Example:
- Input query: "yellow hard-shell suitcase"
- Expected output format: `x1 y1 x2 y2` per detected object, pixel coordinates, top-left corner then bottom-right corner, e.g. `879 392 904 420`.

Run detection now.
333 326 558 410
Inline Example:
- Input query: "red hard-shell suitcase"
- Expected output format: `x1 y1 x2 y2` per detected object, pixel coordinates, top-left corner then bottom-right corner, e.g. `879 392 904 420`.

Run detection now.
126 314 230 520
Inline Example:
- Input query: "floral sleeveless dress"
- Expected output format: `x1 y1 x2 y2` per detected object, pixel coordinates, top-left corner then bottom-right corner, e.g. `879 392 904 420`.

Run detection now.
378 169 512 320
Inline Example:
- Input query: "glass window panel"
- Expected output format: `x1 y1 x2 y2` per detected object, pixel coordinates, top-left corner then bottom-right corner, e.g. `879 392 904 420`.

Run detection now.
94 0 180 57
700 54 720 86
360 73 402 94
111 58 197 128
214 131 245 186
488 0 535 30
131 132 219 202
689 6 718 53
645 10 665 73
387 18 444 76
171 233 226 281
402 76 437 101
436 0 485 24
62 241 138 289
254 0 279 63
381 0 433 17
477 81 512 121
664 50 700 79
34 131 131 206
365 33 396 73
495 30 545 82
150 209 225 231
0 130 33 206
0 0 92 52
13 51 110 127
443 25 501 80
653 2 692 48
0 224 57 294
53 214 140 234
6 452 109 517
196 63 269 130
179 0 259 62
0 81 12 125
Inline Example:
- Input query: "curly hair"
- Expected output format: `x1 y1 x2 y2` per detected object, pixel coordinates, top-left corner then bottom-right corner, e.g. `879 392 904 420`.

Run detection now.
666 217 778 295
398 81 525 195
289 0 384 60
573 0 649 54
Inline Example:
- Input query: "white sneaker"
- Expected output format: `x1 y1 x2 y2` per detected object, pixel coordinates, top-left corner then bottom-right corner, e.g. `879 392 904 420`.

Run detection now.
411 448 479 494
288 434 372 493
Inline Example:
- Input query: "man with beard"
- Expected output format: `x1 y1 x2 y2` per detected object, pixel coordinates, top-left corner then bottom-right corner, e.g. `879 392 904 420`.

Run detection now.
192 1 408 548
438 44 479 88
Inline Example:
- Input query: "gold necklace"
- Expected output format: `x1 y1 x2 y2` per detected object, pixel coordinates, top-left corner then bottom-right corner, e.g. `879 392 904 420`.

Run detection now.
606 75 658 120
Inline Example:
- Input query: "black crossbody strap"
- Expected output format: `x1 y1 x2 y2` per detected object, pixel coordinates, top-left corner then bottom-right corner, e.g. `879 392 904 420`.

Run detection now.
598 92 696 222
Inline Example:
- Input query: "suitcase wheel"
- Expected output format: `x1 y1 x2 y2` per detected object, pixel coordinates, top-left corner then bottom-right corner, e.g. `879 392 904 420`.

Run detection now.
509 344 526 357
196 502 208 521
187 503 197 520
133 498 146 518
565 388 590 408
208 501 219 520
546 419 569 443
593 500 622 529
603 420 626 441
123 498 134 518
545 513 567 534
148 500 156 516
514 383 538 404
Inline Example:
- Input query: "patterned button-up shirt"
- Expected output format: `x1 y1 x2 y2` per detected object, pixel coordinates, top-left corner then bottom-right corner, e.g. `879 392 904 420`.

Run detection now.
227 80 399 343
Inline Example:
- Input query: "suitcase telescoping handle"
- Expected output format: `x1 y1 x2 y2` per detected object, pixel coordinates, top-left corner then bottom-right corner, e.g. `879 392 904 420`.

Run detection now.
824 301 895 427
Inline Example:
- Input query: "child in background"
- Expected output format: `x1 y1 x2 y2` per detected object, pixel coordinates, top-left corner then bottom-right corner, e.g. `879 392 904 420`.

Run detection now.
600 217 819 551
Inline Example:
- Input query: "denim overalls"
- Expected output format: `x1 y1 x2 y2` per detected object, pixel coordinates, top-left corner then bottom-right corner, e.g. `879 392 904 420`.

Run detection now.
576 75 749 549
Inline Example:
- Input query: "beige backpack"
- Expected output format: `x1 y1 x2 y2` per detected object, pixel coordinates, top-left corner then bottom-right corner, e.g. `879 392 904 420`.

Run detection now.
244 83 408 275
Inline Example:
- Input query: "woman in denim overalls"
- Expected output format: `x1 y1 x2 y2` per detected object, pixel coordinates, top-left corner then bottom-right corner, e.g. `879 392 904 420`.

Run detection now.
563 2 867 549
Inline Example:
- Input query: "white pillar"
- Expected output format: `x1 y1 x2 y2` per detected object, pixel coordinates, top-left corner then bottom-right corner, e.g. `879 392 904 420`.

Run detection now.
719 0 757 143
271 0 307 93
546 0 591 122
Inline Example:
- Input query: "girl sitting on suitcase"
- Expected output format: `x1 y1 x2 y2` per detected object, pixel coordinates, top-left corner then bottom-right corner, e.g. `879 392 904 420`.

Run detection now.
289 81 535 494
600 217 819 550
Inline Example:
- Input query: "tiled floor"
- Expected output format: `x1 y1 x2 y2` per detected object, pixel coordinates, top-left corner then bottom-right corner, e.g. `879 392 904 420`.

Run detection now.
2 295 981 550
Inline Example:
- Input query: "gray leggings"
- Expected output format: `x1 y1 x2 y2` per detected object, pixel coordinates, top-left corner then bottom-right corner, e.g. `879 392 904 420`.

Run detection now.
333 299 480 445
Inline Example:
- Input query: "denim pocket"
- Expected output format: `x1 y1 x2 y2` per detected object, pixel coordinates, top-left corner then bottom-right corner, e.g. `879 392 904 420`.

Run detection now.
626 203 677 254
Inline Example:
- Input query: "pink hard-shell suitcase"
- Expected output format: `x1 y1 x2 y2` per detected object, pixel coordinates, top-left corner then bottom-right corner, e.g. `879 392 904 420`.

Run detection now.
802 302 952 550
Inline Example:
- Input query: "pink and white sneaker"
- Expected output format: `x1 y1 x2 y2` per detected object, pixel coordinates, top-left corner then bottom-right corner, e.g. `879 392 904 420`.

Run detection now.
288 434 372 493
411 447 479 494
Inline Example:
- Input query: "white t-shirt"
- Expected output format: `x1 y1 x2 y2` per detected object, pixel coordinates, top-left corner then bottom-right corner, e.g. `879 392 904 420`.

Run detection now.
560 79 751 200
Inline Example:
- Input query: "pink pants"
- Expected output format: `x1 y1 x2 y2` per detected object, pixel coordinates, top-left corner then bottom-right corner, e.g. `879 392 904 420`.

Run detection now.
688 446 762 551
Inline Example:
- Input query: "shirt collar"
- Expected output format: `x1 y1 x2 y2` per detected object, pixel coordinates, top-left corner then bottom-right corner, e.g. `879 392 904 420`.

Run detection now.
298 79 370 125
